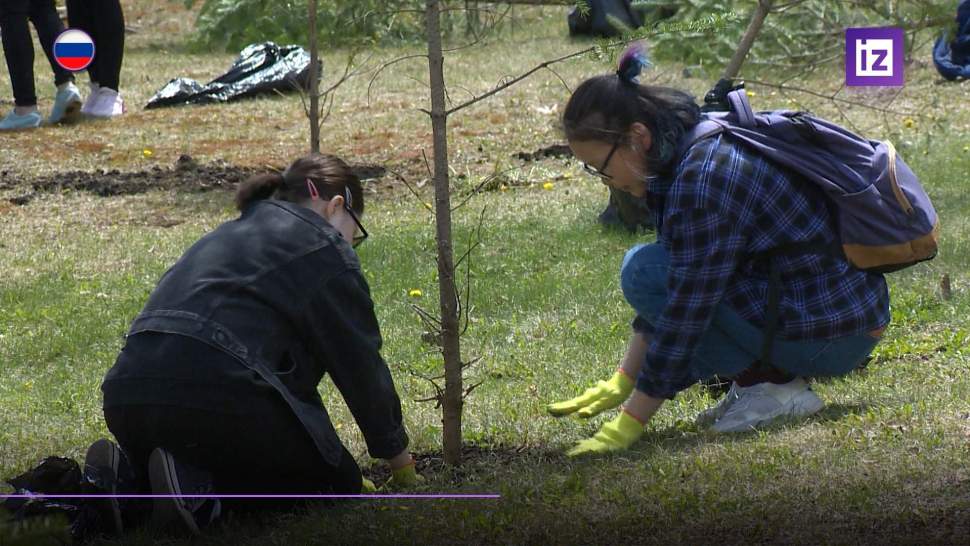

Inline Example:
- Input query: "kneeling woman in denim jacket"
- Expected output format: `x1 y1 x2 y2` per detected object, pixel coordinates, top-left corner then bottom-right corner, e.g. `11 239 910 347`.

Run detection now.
548 47 889 457
89 153 419 535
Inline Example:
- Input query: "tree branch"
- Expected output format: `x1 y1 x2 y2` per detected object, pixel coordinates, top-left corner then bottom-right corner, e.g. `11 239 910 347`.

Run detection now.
741 79 921 117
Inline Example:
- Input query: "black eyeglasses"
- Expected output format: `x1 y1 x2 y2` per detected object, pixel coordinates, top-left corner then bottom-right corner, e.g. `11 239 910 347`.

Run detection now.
344 187 368 249
582 139 621 182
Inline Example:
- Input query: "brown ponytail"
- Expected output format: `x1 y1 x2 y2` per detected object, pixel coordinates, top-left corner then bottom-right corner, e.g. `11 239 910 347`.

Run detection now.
234 153 363 215
235 172 285 211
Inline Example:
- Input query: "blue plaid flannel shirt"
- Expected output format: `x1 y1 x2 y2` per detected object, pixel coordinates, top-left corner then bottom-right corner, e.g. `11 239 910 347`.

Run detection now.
633 134 891 399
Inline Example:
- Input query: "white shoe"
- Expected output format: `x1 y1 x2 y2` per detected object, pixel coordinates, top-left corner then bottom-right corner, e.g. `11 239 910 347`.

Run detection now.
49 82 83 124
712 377 824 432
695 382 740 428
87 87 125 118
80 82 100 115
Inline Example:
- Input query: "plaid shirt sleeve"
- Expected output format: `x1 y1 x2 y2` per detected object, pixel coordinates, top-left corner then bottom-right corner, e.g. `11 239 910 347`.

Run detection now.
634 144 752 400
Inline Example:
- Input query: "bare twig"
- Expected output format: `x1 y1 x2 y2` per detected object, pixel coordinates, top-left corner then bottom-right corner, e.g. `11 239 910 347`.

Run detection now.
365 53 423 108
450 164 525 213
410 302 443 328
384 166 432 213
544 65 572 94
421 149 435 181
442 2 513 53
742 78 921 117
458 206 487 337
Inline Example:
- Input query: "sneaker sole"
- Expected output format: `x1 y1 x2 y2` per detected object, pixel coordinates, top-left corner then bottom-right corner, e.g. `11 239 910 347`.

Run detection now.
84 439 124 535
148 448 201 536
59 100 83 124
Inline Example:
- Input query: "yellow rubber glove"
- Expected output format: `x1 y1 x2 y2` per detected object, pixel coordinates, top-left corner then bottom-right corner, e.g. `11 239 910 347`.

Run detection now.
384 463 425 490
566 411 644 457
547 369 634 418
361 477 377 493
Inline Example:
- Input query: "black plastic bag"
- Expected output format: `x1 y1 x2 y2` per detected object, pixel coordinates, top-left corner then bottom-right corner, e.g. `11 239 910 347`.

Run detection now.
146 42 316 109
1 457 111 544
568 0 642 37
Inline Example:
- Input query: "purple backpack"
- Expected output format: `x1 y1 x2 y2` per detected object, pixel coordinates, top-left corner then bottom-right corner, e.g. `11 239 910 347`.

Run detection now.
679 89 939 273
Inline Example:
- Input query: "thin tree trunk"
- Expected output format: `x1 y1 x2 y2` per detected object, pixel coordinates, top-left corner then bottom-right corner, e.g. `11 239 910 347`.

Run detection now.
466 1 479 38
308 0 320 153
425 0 463 467
721 0 772 80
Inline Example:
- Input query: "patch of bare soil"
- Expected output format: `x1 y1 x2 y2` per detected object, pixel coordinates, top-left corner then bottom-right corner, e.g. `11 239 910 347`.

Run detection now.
1 155 389 206
362 443 558 485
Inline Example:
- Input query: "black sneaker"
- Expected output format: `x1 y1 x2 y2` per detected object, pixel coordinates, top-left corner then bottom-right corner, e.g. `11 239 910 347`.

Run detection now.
83 438 132 536
148 448 221 536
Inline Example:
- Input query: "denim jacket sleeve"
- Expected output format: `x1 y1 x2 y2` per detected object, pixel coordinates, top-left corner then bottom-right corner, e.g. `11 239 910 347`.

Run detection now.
303 268 409 460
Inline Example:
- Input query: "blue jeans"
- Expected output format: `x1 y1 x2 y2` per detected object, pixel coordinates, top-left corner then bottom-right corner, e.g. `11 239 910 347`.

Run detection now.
620 243 881 383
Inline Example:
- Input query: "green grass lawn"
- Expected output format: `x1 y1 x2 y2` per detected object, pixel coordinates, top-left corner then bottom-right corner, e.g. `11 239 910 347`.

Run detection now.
3 2 970 544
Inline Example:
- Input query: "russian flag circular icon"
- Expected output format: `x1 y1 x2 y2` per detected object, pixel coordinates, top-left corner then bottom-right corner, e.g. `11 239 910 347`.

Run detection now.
54 29 95 71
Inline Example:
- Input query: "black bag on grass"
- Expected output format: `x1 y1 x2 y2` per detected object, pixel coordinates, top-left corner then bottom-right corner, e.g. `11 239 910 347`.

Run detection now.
146 42 315 109
568 0 643 37
1 457 113 544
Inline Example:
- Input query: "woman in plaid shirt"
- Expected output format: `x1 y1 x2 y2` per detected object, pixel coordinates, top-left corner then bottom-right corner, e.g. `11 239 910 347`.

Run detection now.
548 46 890 456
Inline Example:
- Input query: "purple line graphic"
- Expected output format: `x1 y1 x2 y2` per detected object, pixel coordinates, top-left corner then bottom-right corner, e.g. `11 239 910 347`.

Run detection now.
1 493 500 500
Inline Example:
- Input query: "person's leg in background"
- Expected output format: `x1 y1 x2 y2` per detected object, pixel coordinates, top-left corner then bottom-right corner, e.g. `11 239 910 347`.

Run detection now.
67 0 124 117
26 0 82 123
0 0 43 129
64 0 101 114
89 0 124 92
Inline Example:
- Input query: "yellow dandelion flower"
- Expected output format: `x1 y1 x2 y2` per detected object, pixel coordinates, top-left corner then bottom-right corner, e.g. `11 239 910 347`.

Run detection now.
142 148 154 158
424 202 433 211
408 289 423 298
543 181 554 190
746 91 756 97
903 118 915 129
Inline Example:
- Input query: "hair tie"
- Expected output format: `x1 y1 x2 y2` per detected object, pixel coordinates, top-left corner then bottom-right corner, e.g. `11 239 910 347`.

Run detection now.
616 41 653 85
306 178 320 200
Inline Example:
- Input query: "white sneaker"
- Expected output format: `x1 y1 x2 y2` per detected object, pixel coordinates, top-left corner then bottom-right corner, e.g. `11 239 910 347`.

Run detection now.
80 82 100 115
48 82 83 124
86 87 125 118
695 382 740 428
712 377 824 433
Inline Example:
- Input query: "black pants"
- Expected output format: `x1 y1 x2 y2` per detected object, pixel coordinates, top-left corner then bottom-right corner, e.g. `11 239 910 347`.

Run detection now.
104 401 364 505
65 0 123 91
0 0 74 106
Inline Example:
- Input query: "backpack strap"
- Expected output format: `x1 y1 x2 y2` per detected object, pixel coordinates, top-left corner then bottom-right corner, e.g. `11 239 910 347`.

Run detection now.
754 240 843 368
675 119 724 164
726 89 756 127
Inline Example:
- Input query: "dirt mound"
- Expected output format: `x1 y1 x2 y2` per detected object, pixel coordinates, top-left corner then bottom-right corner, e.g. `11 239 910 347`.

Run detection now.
1 155 388 205
513 143 572 162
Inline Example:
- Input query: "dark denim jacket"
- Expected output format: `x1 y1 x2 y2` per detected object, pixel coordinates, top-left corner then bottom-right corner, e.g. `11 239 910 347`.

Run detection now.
101 200 408 466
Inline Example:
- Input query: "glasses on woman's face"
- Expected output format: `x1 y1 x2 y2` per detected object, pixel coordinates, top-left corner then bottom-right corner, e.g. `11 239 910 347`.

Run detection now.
582 139 621 182
343 187 368 249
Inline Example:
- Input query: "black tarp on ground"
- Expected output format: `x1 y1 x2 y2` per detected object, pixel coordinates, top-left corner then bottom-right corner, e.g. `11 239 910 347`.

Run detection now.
146 42 314 109
568 0 643 37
